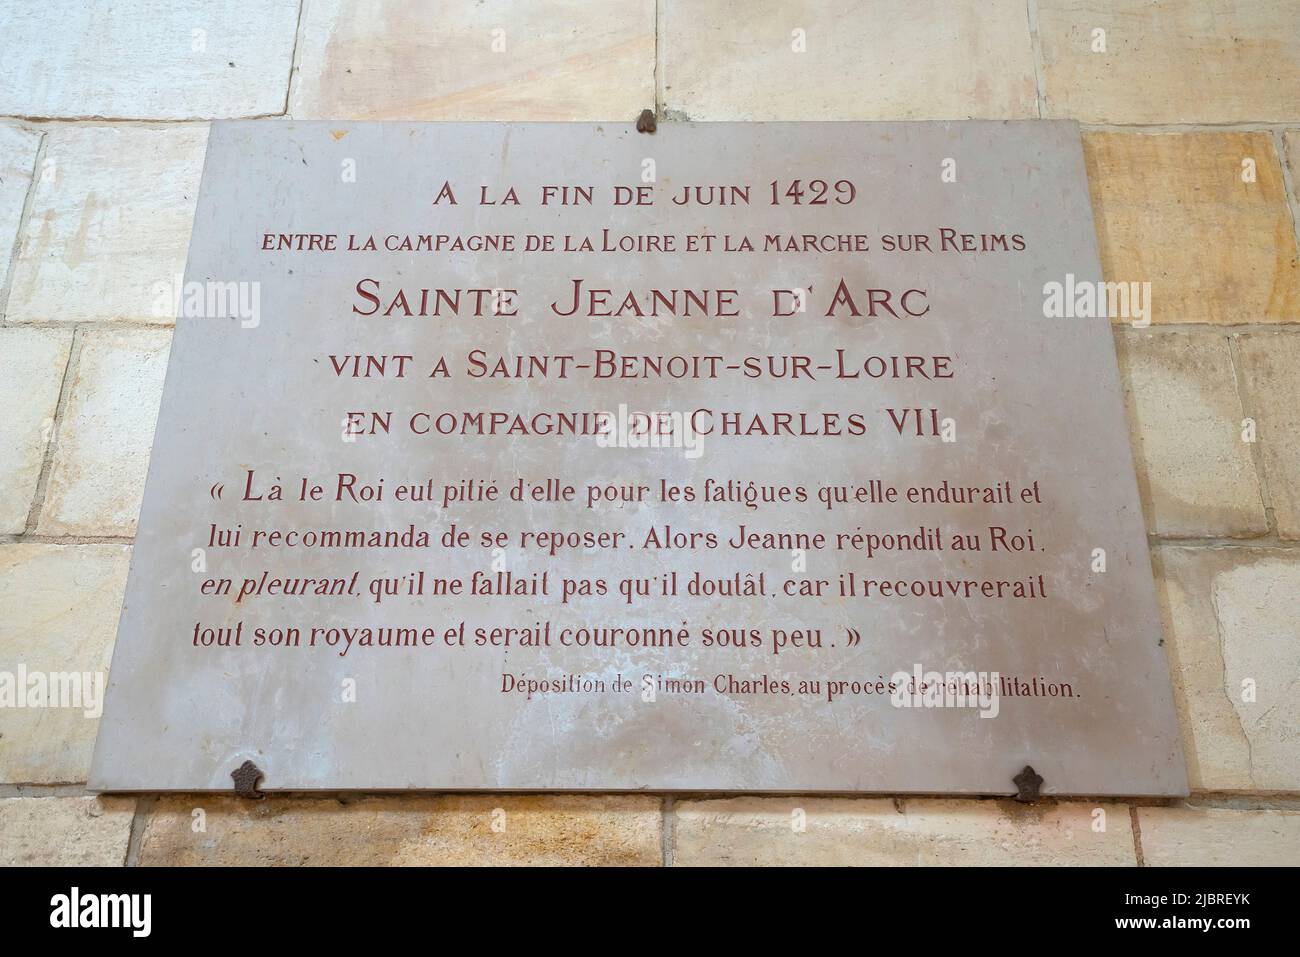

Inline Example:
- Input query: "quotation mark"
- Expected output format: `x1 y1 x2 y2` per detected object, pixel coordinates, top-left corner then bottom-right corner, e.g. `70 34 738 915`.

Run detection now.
209 482 224 500
845 627 862 648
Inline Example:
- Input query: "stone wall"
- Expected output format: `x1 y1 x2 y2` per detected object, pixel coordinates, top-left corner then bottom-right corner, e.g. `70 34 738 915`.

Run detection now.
1 0 1298 866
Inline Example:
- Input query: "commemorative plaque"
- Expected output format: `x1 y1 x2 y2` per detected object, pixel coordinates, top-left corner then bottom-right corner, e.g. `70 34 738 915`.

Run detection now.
90 121 1188 795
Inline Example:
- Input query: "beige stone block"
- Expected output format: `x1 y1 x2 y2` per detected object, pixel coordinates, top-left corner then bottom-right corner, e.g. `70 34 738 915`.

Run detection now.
6 126 207 324
674 798 1135 866
0 328 72 533
1153 547 1300 791
1084 132 1300 325
0 796 134 866
662 0 1037 120
1236 332 1300 539
0 544 131 783
1039 1 1300 124
0 1 299 119
37 330 171 537
1139 806 1300 866
1114 330 1265 537
138 795 662 866
291 0 655 120
0 123 42 291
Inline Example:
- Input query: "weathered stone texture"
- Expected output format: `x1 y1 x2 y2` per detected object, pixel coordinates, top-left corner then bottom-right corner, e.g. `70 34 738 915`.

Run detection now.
138 795 662 866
